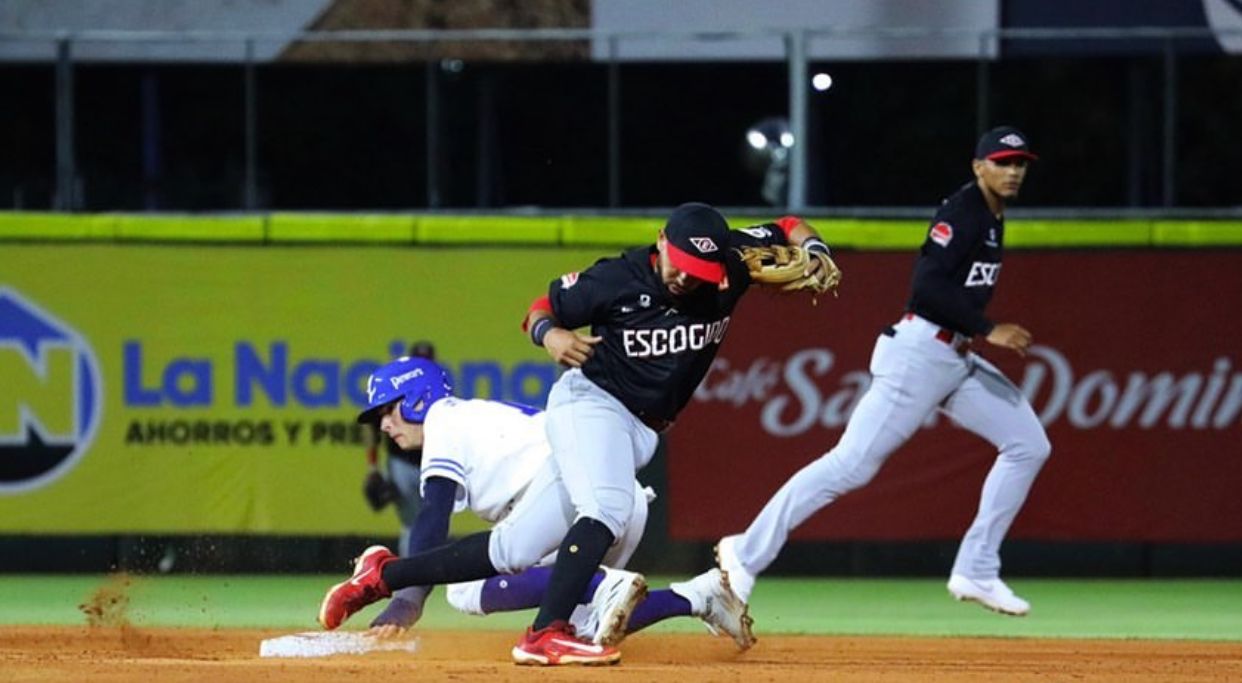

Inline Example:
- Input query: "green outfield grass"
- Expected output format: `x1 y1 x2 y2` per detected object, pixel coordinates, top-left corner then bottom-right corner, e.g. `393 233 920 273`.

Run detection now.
1 575 1239 641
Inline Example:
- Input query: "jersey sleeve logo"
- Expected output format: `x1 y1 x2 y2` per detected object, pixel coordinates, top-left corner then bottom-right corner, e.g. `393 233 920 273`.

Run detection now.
559 272 580 289
688 237 719 253
740 227 772 239
929 222 954 247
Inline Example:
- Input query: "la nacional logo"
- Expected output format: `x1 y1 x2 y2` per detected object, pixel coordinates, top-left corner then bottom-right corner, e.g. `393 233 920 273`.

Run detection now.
0 287 102 494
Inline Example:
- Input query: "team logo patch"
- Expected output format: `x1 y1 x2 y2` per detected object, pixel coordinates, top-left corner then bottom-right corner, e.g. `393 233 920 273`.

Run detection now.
0 287 102 495
388 368 424 390
688 237 719 253
740 227 772 239
560 272 580 289
999 133 1025 148
929 222 954 247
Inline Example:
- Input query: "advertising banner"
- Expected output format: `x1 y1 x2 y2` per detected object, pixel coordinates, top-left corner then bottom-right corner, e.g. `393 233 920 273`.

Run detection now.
669 250 1242 542
0 244 608 534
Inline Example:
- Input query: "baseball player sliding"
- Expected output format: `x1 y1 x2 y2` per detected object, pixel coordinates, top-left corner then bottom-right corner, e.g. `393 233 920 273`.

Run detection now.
360 340 436 630
318 356 751 652
708 126 1050 619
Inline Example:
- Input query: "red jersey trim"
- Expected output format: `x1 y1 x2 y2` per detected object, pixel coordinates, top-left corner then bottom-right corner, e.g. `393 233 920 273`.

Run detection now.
774 216 802 239
522 295 552 331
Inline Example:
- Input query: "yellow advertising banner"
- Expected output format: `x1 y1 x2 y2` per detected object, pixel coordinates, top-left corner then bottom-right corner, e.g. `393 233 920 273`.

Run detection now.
0 243 614 534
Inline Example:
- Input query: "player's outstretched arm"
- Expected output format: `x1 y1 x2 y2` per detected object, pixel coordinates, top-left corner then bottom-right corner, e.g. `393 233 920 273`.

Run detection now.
368 476 457 633
739 216 841 300
369 585 431 637
784 218 840 284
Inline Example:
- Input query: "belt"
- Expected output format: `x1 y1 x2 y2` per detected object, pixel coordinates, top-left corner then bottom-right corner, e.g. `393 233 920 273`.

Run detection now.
901 313 971 356
637 413 674 434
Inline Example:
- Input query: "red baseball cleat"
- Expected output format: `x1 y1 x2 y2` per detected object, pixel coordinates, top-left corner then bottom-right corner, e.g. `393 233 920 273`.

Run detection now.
511 620 621 666
318 545 396 630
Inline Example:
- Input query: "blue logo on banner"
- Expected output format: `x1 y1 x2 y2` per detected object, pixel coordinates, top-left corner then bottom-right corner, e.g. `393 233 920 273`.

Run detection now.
0 288 102 494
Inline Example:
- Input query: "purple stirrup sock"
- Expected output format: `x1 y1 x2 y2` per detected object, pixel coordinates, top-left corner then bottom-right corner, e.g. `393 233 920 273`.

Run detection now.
582 571 604 601
479 566 554 613
625 589 692 634
478 567 607 613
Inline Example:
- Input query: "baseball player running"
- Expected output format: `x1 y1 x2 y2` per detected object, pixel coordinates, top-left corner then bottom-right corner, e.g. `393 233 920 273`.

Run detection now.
709 126 1050 618
318 355 751 652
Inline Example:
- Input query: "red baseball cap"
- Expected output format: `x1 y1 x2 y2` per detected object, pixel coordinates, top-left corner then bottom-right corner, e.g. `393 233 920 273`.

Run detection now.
662 202 729 284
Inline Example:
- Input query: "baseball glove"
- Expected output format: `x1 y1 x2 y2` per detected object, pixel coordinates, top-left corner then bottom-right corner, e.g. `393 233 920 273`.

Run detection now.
736 244 842 302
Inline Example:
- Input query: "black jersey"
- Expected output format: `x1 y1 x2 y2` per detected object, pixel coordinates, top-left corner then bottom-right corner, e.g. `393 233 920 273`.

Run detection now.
905 182 1004 337
548 223 789 423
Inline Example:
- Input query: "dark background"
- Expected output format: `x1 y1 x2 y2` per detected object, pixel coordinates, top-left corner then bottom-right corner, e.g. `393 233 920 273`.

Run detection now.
3 53 1241 212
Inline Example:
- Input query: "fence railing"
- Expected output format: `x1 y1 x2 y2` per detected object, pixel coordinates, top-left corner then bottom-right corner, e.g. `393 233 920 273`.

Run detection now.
2 25 1240 215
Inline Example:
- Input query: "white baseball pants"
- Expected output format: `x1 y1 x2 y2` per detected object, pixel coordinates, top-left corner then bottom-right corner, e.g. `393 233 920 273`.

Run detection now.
734 314 1052 581
487 369 659 575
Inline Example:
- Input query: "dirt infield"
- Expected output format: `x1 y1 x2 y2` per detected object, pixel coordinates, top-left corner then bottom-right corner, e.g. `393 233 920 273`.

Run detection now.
2 626 1241 682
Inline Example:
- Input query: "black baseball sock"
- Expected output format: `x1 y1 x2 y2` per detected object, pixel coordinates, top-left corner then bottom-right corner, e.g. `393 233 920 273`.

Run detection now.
532 517 615 631
380 531 496 590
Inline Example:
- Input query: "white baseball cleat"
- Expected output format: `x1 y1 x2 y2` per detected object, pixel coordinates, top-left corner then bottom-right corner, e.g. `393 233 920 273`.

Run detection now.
947 574 1030 616
671 568 756 650
573 567 647 647
714 535 756 605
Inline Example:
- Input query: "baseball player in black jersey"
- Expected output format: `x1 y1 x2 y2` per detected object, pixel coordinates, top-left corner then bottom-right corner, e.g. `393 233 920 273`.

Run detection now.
311 202 831 665
711 127 1052 618
512 201 830 664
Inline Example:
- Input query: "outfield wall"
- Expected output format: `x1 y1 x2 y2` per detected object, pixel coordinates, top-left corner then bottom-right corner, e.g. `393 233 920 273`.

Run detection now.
670 250 1242 543
2 213 1241 573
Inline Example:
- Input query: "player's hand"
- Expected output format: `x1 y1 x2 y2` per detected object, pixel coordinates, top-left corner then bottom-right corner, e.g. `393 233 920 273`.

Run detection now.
986 322 1033 357
368 623 407 640
369 596 425 635
363 469 399 511
544 327 602 367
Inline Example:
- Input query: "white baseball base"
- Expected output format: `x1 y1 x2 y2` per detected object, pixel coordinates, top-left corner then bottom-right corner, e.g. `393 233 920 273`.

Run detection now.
258 631 420 658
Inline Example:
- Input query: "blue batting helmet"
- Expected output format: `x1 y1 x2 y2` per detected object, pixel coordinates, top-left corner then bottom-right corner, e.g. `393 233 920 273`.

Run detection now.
357 356 453 425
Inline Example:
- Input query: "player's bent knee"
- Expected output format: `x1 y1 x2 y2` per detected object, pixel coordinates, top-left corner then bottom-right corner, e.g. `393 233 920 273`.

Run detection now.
487 528 547 575
582 487 634 540
491 544 545 575
1031 431 1052 461
1014 422 1052 461
1004 431 1051 464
